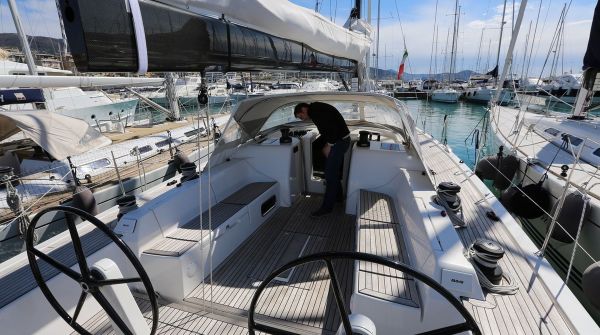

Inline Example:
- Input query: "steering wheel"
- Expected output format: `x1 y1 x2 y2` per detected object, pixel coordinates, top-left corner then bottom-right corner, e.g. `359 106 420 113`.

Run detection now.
248 251 481 335
25 206 158 335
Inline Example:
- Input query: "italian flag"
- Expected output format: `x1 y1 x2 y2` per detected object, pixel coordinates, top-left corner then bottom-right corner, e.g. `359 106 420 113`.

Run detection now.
397 49 408 80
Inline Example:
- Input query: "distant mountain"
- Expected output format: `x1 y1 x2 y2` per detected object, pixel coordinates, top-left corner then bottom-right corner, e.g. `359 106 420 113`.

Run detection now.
0 33 64 55
370 68 478 81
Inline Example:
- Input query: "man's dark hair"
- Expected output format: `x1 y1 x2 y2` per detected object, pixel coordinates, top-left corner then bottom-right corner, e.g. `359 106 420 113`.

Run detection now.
294 102 310 117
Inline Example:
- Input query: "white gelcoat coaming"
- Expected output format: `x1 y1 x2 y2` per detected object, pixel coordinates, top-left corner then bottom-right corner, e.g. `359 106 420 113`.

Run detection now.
298 130 353 196
137 183 279 301
345 138 483 334
230 137 301 207
301 131 326 195
139 206 257 301
121 152 284 300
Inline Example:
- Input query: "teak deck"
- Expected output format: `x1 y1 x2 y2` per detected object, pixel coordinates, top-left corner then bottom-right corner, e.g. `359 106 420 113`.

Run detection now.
418 131 574 334
73 132 576 334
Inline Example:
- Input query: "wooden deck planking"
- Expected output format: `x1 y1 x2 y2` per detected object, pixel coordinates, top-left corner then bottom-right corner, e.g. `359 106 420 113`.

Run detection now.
423 140 560 334
357 190 419 307
417 132 574 334
74 296 267 335
186 195 355 333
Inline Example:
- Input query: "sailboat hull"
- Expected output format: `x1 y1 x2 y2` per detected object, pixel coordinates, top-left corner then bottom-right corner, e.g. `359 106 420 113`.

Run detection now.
431 90 461 103
56 98 139 125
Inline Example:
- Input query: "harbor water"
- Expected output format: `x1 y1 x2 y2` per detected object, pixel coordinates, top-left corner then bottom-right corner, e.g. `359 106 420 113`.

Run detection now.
405 100 495 168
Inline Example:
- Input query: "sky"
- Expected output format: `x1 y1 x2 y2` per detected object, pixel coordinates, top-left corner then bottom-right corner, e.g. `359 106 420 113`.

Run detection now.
3 0 597 76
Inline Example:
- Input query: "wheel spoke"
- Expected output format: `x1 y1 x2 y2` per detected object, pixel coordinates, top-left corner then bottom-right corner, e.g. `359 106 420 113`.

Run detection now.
415 322 472 335
95 277 142 287
71 291 88 325
65 214 91 279
324 259 352 335
30 248 81 281
91 290 133 335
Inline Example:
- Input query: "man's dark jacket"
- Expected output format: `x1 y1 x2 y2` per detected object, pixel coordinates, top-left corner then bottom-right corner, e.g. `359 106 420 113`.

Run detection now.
308 102 350 144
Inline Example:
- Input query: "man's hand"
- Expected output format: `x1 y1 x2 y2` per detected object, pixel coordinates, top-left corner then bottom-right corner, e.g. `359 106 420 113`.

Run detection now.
322 143 331 157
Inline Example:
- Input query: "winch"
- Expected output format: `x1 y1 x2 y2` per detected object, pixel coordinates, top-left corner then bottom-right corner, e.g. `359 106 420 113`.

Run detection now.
466 239 519 294
470 239 505 285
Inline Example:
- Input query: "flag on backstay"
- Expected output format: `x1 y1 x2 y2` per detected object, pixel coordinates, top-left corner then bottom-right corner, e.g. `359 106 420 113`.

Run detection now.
397 50 409 80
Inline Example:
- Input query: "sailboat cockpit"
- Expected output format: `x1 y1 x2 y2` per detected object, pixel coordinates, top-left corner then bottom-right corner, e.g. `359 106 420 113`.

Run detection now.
0 92 486 335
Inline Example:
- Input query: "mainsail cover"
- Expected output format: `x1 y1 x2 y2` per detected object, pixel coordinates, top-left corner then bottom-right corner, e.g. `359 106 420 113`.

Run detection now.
0 111 111 160
583 1 600 69
164 0 371 62
56 0 370 73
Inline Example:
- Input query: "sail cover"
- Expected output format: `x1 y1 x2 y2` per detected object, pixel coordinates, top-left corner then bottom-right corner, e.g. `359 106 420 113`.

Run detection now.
0 111 111 160
164 0 370 62
583 1 600 69
56 0 369 73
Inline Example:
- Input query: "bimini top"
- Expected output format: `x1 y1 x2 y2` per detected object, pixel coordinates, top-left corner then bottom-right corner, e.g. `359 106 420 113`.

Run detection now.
0 111 111 160
232 92 403 137
210 92 420 167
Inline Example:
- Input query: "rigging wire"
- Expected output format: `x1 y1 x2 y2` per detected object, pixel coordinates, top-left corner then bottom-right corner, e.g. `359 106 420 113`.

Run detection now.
393 0 413 75
527 0 553 79
428 0 439 80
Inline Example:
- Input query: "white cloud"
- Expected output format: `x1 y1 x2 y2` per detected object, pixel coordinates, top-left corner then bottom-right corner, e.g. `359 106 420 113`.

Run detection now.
373 0 594 76
0 0 62 37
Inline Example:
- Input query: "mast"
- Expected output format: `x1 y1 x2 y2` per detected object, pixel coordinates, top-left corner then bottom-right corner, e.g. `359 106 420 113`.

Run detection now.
475 28 485 73
7 0 37 75
375 0 381 80
494 0 508 85
493 0 528 103
428 0 439 80
449 0 460 82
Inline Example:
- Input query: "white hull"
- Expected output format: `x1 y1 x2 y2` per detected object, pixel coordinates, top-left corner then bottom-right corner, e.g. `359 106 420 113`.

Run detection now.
490 105 600 319
56 98 139 126
430 89 460 103
464 87 514 105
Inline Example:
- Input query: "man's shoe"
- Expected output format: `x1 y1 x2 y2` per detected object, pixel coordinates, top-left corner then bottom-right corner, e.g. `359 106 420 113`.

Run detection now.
311 208 332 218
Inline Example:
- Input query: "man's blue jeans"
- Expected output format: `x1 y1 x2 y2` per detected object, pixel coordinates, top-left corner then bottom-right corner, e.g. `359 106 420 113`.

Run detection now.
322 138 350 211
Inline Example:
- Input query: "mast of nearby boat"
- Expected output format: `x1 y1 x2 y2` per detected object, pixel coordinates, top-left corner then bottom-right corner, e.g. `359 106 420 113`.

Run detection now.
375 0 381 81
449 0 460 82
494 0 508 86
365 0 371 72
475 28 485 73
7 0 37 75
428 0 439 82
519 21 532 83
493 0 528 104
